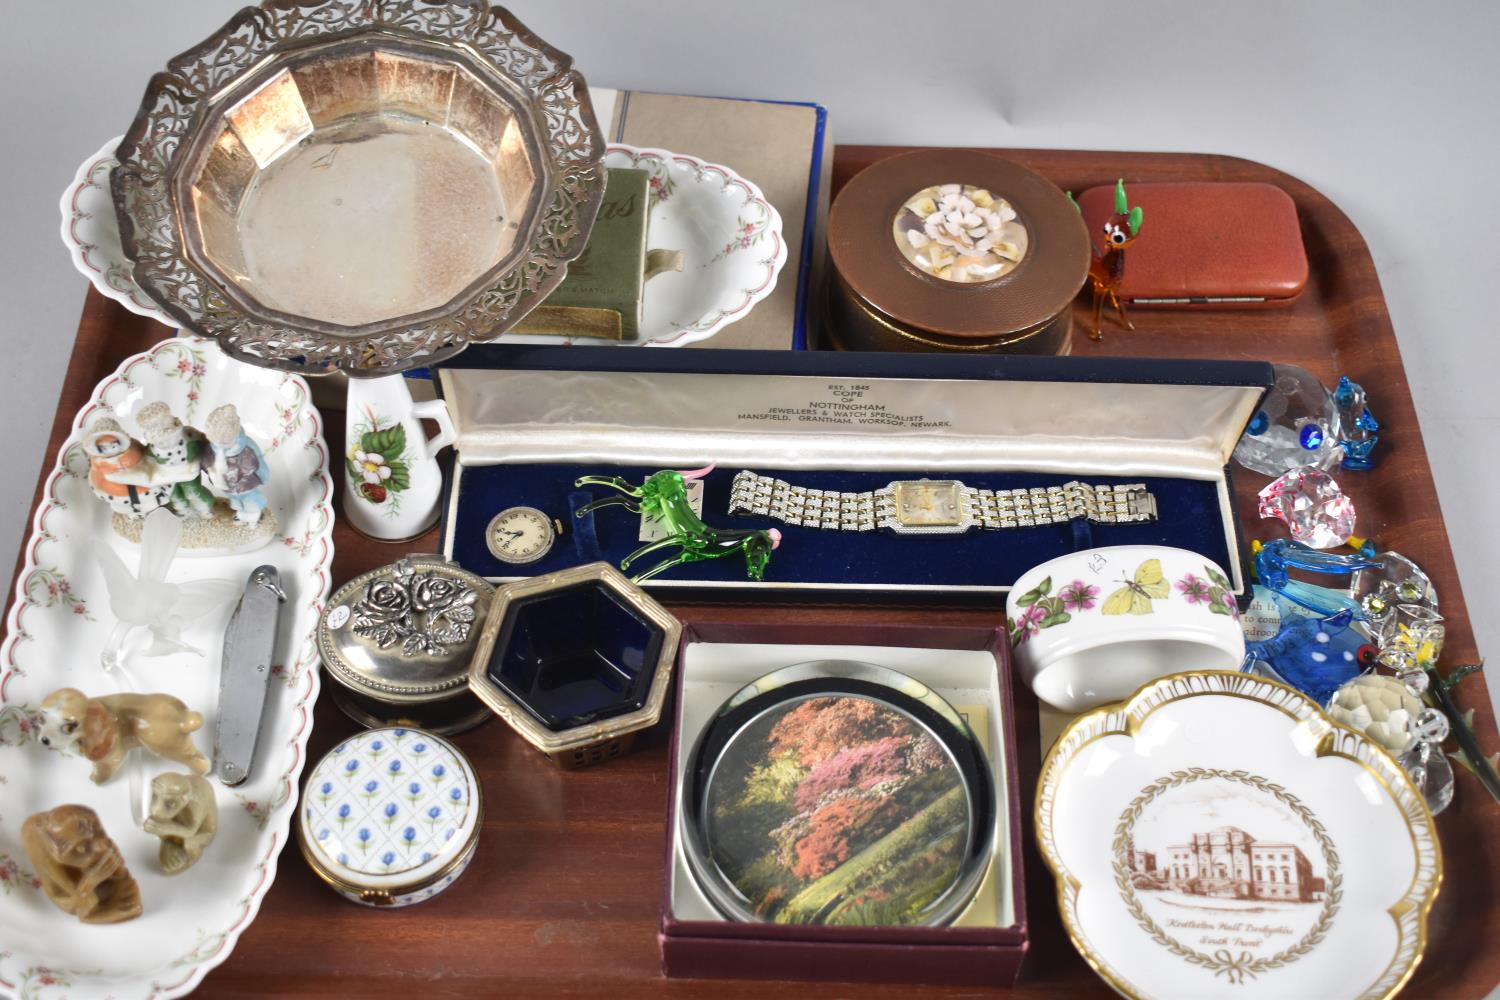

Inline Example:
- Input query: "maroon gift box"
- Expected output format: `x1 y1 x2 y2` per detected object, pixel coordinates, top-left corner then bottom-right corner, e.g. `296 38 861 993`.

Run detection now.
658 618 1027 987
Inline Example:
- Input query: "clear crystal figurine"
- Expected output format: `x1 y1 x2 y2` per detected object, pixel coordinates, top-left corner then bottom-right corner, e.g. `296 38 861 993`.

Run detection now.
1234 364 1344 476
1327 672 1454 813
1257 467 1357 548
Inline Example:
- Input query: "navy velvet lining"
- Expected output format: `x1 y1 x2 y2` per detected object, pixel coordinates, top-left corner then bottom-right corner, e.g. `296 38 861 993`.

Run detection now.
449 463 1233 590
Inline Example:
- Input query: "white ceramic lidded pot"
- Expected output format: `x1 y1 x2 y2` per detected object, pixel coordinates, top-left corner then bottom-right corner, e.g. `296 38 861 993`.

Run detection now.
1007 545 1246 712
297 727 482 907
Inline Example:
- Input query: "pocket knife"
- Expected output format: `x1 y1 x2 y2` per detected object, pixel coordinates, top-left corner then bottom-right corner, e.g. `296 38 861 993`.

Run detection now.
214 565 287 786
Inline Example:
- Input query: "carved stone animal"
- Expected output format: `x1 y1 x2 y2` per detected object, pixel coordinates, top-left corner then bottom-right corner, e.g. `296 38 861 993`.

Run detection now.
21 804 142 923
144 772 218 874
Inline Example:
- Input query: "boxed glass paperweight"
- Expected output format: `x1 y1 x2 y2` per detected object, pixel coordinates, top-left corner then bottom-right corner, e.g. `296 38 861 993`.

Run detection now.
466 562 680 767
679 660 995 928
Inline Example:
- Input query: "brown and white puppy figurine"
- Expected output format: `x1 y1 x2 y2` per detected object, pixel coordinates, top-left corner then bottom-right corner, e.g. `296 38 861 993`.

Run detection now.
39 687 209 785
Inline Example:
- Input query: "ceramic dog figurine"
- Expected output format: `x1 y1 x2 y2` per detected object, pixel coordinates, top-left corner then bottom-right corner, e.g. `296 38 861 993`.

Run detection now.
21 804 143 923
144 772 218 874
38 687 210 784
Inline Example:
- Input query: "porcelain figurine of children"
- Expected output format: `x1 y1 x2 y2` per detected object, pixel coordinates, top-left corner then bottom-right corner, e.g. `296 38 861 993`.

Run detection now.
203 404 269 526
82 417 172 517
134 402 216 519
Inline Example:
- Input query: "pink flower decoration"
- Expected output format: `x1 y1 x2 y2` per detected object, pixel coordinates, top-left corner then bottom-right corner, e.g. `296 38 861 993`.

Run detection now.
176 358 191 373
1059 579 1099 612
1013 603 1047 643
1176 573 1211 604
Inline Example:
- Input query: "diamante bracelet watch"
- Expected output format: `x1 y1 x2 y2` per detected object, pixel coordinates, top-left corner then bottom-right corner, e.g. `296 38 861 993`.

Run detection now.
727 470 1158 535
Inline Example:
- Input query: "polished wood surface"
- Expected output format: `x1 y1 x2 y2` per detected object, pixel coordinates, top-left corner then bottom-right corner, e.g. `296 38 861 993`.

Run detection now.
8 146 1497 998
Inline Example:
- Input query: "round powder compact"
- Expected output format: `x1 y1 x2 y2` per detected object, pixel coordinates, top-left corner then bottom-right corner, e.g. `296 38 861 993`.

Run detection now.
826 149 1090 354
680 660 994 927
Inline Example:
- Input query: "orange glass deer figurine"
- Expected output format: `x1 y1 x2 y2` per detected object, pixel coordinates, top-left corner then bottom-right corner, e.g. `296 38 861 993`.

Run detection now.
1075 179 1144 341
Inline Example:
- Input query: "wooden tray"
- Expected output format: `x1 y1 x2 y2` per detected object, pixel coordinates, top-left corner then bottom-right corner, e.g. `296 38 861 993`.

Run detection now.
8 146 1498 998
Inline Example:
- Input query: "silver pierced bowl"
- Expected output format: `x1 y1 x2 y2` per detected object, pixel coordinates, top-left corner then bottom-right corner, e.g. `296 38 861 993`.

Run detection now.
112 0 605 378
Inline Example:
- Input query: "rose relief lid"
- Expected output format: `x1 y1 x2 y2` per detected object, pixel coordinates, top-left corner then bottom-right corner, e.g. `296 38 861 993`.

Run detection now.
298 727 482 895
317 555 495 704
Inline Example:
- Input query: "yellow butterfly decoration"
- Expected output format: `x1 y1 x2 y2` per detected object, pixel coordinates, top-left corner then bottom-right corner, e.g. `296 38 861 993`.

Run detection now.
1101 559 1170 615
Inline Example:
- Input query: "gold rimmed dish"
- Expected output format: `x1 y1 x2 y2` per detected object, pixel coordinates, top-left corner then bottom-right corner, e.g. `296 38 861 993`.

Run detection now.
1035 670 1440 1000
112 0 606 377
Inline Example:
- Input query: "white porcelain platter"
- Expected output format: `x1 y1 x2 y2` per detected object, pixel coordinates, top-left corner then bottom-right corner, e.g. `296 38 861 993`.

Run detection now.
60 140 785 349
1036 671 1440 1000
0 337 333 999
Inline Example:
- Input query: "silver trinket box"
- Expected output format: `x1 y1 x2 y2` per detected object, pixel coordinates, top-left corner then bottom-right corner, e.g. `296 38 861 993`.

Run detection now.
318 555 495 734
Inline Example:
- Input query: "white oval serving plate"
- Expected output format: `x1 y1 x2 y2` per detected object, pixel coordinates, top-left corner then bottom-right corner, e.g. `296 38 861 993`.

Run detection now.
59 140 785 349
1036 671 1439 1000
0 336 333 999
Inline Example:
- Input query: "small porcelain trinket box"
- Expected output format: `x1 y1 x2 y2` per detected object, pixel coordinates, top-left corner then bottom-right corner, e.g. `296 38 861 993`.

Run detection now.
297 727 481 908
1008 545 1246 712
318 555 495 735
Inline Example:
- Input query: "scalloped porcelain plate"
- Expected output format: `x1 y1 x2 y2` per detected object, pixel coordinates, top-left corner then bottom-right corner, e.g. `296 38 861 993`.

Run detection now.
1036 671 1439 1000
0 337 333 999
62 139 784 350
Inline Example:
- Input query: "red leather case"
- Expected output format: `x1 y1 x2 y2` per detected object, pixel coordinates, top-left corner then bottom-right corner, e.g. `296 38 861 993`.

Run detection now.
1077 181 1308 306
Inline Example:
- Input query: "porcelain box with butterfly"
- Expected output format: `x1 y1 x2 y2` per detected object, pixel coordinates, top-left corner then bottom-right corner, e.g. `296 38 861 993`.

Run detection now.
431 346 1272 603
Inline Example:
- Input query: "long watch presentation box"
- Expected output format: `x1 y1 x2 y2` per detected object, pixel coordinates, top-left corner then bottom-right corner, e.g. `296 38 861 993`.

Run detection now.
658 618 1026 986
432 346 1272 603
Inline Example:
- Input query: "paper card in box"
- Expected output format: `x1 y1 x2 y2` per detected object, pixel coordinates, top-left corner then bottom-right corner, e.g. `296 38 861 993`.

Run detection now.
434 347 1272 602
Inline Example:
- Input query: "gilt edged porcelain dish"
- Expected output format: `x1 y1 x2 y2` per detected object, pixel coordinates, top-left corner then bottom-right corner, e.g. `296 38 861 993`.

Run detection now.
1035 671 1439 1000
109 0 605 377
0 336 334 999
499 145 786 347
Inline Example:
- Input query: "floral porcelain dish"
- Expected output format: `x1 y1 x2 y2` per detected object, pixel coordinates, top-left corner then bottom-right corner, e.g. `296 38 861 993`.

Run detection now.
1008 545 1245 712
61 140 783 350
1036 671 1440 1000
0 336 333 999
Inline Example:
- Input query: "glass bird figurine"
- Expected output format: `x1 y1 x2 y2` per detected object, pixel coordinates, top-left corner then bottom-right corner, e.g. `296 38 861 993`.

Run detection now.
575 465 781 583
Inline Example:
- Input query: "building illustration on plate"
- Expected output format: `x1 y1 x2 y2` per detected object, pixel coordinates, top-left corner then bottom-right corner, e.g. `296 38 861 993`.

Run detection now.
1128 825 1325 903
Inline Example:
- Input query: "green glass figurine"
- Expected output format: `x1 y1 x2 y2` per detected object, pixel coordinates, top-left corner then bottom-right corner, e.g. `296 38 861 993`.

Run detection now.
575 465 781 583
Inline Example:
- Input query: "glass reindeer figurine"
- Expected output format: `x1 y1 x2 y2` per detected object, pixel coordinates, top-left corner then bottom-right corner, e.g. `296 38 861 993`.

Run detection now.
574 465 781 583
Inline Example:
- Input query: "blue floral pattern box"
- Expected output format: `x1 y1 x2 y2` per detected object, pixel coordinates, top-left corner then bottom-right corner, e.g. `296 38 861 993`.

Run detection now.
297 727 482 907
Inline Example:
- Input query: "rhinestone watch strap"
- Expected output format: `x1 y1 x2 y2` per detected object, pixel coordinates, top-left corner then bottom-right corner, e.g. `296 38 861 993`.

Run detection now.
728 471 1157 530
728 471 882 531
969 482 1157 528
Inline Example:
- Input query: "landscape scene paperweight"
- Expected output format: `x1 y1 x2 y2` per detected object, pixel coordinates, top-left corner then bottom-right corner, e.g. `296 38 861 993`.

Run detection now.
680 660 995 927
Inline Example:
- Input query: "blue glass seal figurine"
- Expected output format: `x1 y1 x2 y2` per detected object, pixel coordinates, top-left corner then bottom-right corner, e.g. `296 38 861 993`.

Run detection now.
1233 364 1344 476
575 465 781 583
1252 539 1380 617
1333 375 1380 471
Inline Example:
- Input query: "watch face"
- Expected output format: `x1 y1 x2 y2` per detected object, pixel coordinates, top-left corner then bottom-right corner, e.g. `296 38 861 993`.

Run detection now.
891 480 964 527
485 507 554 564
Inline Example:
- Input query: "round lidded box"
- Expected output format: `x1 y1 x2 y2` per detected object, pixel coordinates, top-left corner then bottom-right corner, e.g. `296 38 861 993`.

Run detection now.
826 150 1090 354
297 727 482 907
680 661 995 927
318 555 495 735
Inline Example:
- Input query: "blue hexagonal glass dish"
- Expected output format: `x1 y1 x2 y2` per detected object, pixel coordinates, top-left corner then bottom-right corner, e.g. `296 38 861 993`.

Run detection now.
467 562 681 766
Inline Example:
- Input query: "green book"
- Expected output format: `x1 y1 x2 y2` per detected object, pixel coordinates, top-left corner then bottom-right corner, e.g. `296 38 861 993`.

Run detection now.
514 167 651 340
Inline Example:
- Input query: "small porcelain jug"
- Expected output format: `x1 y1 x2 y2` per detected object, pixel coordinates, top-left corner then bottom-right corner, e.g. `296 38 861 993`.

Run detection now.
343 374 455 541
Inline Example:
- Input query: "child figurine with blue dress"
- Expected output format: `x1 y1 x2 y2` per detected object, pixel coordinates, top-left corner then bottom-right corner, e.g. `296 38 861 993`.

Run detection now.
203 404 270 526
